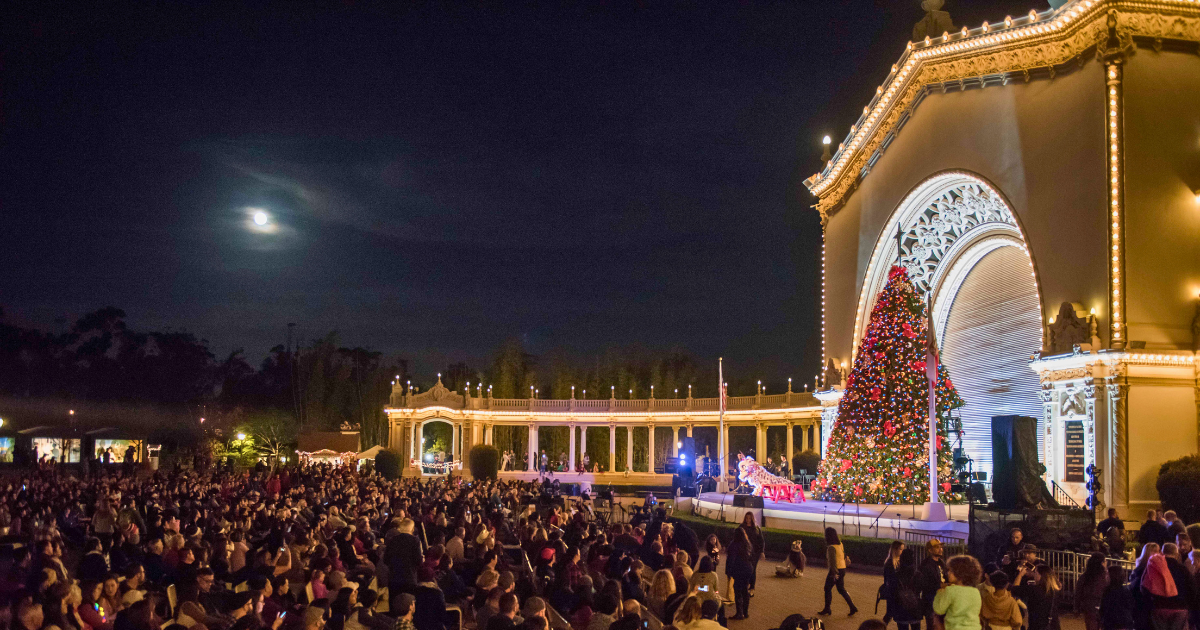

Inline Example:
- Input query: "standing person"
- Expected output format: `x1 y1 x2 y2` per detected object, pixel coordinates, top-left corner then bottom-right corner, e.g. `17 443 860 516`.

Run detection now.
918 539 947 630
1076 553 1110 630
1098 509 1125 535
1099 566 1135 630
933 555 983 630
890 550 924 630
980 572 1024 630
724 528 754 620
1140 511 1170 549
1150 543 1193 630
817 527 858 617
882 540 905 626
1014 564 1061 630
736 513 764 597
1129 543 1161 630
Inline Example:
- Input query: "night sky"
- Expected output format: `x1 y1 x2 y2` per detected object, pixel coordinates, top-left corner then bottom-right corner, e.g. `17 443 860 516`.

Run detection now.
2 0 1025 381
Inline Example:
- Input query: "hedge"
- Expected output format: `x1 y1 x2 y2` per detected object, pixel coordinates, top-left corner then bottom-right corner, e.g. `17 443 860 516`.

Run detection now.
469 444 501 480
671 513 895 571
375 451 402 480
1158 455 1200 524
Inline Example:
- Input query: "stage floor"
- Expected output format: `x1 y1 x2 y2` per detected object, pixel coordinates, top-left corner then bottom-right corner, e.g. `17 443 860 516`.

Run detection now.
693 492 969 540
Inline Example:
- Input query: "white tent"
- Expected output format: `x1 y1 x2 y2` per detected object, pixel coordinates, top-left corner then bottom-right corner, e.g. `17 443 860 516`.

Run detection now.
357 445 384 460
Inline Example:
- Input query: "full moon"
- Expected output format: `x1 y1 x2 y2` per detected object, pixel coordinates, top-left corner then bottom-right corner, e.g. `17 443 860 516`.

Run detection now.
253 211 269 226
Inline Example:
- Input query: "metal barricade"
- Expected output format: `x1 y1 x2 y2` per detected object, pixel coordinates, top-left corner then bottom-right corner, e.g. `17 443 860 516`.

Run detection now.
1038 550 1136 606
904 531 967 565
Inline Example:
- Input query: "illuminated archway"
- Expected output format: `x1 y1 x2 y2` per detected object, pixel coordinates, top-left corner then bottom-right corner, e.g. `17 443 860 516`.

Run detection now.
853 171 1044 478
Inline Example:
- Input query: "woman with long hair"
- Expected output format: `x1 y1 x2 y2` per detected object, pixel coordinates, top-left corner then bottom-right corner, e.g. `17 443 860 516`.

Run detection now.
1100 565 1135 630
688 556 720 604
671 595 703 629
44 582 84 630
882 540 905 625
79 580 113 630
725 528 754 620
1129 543 1159 630
891 549 924 630
818 527 858 616
736 513 764 597
1015 563 1061 630
647 569 677 621
1076 553 1110 630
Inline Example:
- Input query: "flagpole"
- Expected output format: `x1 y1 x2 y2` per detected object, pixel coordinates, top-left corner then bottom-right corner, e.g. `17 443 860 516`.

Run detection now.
924 298 949 522
717 358 727 494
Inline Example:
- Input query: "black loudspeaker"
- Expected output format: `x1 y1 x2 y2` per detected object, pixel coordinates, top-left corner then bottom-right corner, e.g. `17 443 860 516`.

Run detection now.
991 415 1055 510
679 487 697 497
678 437 696 480
664 461 678 474
732 495 764 509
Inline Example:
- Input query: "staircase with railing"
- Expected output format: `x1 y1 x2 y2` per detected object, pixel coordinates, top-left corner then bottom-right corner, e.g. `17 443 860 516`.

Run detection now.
1051 480 1081 508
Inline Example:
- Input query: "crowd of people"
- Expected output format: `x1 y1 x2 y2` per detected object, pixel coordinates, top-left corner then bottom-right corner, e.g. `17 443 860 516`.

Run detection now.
7 460 1200 630
0 462 803 630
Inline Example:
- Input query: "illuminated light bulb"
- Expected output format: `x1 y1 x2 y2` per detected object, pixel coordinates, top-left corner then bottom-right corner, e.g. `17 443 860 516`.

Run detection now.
822 135 831 145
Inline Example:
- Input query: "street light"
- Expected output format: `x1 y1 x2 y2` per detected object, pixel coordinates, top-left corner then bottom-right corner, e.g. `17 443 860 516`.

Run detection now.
236 433 247 441
253 211 268 226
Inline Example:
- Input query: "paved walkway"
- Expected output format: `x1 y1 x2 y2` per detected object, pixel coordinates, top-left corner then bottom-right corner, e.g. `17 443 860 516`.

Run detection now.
721 560 1085 630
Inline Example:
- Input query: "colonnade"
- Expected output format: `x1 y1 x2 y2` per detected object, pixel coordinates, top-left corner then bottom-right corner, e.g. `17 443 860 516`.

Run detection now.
474 420 821 474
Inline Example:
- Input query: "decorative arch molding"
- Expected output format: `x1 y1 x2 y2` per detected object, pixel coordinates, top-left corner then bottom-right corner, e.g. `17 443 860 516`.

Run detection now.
852 171 1043 355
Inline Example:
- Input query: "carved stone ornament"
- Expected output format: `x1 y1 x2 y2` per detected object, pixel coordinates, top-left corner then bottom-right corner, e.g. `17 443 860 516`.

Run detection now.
1039 367 1089 383
1048 302 1090 354
1061 388 1087 417
824 358 845 387
897 182 1017 295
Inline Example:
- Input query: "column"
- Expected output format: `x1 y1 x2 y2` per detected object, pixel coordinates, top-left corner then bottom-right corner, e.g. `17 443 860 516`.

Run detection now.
414 421 423 460
626 426 633 472
609 424 616 473
568 424 576 472
647 426 656 473
687 424 694 438
528 425 537 472
786 422 794 474
672 427 679 456
580 426 588 462
452 424 460 461
485 424 493 446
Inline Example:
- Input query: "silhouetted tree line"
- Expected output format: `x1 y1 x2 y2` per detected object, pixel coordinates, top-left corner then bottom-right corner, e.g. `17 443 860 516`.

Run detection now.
0 307 791 450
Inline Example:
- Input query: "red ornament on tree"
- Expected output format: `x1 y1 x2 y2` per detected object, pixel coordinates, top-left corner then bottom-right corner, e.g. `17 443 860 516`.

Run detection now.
870 387 881 401
840 459 853 472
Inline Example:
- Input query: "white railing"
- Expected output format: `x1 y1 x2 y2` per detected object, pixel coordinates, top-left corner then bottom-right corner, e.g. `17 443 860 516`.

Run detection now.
393 380 824 413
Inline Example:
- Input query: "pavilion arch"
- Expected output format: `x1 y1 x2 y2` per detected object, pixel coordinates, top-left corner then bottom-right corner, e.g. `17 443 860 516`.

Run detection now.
853 170 1045 479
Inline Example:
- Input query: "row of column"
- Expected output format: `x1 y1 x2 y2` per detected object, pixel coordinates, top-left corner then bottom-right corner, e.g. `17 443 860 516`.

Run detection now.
479 422 819 473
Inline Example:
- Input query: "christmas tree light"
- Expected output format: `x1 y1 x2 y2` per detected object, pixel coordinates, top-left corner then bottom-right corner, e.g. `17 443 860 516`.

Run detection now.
814 265 965 504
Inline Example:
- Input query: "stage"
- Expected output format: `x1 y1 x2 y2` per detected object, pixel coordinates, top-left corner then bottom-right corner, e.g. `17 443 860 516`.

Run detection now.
691 492 969 540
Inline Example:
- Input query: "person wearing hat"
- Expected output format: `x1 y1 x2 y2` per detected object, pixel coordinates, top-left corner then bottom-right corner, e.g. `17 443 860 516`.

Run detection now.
519 597 546 630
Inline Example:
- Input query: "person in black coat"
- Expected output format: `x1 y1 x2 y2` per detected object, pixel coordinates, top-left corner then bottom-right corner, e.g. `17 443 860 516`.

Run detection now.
413 568 449 630
917 539 947 630
890 551 925 630
1099 566 1135 630
385 520 424 594
670 518 701 569
726 528 755 620
78 537 110 583
1138 511 1170 549
736 513 765 594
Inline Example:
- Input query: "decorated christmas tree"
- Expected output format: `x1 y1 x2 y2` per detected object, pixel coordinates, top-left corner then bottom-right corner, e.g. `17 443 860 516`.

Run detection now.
814 265 965 504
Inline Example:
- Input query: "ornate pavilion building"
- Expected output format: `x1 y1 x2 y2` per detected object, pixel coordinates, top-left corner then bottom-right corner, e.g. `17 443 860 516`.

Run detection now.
806 0 1200 513
385 377 824 481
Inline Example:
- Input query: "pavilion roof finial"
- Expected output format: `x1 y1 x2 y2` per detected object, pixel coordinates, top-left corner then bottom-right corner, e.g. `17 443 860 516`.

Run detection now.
913 0 953 42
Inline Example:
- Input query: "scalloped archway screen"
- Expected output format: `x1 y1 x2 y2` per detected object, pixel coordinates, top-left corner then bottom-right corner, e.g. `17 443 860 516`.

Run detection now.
856 172 1044 482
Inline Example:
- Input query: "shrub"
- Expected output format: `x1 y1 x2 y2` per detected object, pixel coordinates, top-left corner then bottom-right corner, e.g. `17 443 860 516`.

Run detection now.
375 450 402 480
1157 455 1200 524
792 450 821 475
469 444 501 480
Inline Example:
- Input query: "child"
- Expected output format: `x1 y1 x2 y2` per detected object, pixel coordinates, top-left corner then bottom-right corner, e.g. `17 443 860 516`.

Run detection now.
979 572 1023 630
776 540 807 578
933 555 983 630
